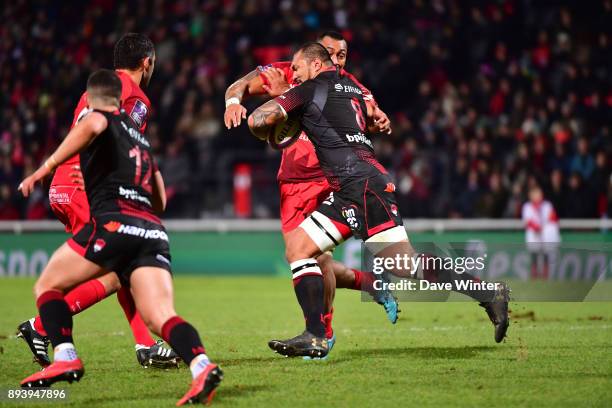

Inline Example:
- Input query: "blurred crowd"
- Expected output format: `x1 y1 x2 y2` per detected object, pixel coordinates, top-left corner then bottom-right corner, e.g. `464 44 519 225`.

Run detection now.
2 0 612 220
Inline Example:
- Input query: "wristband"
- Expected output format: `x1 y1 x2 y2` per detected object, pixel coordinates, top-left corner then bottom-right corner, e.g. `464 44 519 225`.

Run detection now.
225 97 240 108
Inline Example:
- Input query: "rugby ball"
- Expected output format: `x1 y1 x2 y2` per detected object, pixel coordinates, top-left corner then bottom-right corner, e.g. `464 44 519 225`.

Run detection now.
268 117 302 150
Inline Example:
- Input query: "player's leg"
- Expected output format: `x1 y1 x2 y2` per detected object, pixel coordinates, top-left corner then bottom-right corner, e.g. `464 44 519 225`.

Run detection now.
19 271 177 368
279 182 339 355
269 225 329 358
332 259 399 324
20 187 116 366
270 206 353 358
21 243 107 387
317 252 336 337
129 267 222 405
370 230 510 342
18 273 118 367
28 274 119 336
115 286 180 368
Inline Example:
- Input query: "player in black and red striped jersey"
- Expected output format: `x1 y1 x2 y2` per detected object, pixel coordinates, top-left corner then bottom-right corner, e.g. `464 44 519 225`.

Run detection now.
18 70 221 405
249 43 510 357
224 32 399 358
17 33 179 370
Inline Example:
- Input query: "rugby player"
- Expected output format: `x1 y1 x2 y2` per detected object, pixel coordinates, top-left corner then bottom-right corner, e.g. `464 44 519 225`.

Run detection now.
18 70 222 405
224 32 399 354
16 33 178 369
248 43 510 358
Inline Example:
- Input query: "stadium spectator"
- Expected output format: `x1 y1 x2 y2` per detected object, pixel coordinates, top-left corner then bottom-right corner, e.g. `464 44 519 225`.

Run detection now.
1 1 611 219
522 185 561 279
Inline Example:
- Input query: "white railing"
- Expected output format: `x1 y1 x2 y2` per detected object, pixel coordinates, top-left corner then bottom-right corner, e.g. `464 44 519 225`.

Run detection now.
0 218 610 233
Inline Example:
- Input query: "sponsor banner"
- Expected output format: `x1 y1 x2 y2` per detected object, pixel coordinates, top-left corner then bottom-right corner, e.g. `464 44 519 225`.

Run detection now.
1 231 611 284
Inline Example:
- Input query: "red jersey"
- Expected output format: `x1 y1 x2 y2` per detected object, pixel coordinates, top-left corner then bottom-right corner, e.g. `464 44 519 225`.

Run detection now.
259 61 377 182
51 71 151 187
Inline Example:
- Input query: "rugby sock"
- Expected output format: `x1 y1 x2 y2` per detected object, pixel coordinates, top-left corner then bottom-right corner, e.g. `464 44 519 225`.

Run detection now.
36 290 74 347
291 259 326 338
53 342 78 362
161 316 207 370
116 286 156 347
33 278 107 337
32 315 46 336
351 269 377 294
189 354 212 379
323 308 334 339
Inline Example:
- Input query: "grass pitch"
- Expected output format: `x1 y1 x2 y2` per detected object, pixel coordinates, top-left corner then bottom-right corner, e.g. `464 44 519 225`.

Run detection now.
0 277 611 407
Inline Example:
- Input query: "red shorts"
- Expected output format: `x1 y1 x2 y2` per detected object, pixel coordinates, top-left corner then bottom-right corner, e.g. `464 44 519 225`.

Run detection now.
49 185 90 234
279 179 332 233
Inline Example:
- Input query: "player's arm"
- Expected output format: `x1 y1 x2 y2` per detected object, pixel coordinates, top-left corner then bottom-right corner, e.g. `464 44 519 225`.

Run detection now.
224 65 291 129
247 80 311 140
18 112 108 197
224 69 263 129
247 99 287 140
151 170 167 214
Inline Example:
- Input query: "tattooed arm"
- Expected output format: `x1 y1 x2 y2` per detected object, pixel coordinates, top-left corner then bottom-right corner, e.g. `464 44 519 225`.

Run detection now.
247 99 288 140
224 69 262 129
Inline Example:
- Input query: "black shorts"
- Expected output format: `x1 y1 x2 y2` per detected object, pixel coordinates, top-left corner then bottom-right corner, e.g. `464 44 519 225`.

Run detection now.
301 174 404 250
68 213 172 285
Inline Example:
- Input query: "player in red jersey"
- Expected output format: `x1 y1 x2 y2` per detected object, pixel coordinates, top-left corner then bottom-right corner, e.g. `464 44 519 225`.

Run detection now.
224 32 399 355
16 34 179 369
18 70 222 404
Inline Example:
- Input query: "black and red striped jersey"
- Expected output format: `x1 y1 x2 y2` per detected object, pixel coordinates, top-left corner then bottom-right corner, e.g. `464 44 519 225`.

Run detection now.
81 109 159 222
274 69 387 190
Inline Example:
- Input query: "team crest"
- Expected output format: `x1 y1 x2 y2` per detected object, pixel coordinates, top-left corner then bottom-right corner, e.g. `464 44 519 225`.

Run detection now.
129 100 148 128
390 204 398 216
93 238 106 253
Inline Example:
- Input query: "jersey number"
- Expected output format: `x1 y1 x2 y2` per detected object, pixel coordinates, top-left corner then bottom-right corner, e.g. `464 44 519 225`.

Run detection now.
351 97 366 131
129 146 152 193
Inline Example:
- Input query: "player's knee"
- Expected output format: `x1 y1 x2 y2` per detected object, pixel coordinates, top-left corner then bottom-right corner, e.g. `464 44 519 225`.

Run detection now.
97 273 121 295
285 242 309 263
33 277 63 299
284 229 320 263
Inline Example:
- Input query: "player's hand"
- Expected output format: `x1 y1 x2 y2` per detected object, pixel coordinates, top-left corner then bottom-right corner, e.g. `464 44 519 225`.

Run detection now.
69 165 85 191
224 103 247 129
261 68 290 97
18 173 41 198
372 107 392 134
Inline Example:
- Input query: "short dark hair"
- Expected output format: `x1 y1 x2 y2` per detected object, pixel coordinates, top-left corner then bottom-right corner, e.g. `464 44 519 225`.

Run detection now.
297 42 333 66
113 33 155 70
87 69 122 105
318 30 345 41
